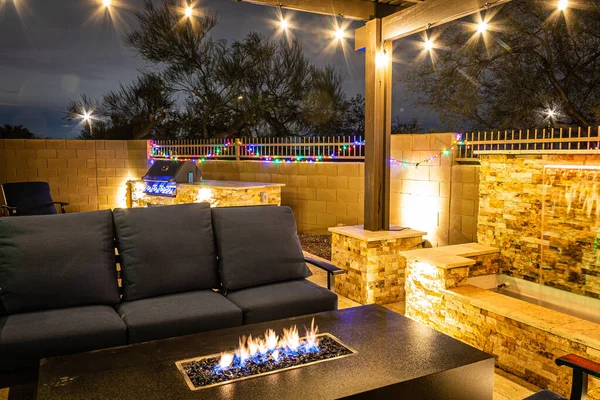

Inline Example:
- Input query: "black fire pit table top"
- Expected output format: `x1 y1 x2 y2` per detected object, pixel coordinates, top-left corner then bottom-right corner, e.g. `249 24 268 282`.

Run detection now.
36 305 494 400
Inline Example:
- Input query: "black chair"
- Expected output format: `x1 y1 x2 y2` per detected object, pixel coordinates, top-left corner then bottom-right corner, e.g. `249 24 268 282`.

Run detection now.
525 354 600 400
1 182 69 216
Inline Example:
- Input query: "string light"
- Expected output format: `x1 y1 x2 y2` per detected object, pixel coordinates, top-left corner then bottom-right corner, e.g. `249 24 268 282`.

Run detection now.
375 51 389 68
389 138 467 168
279 18 289 31
184 4 194 18
477 21 489 34
334 27 346 41
557 0 568 11
424 38 434 51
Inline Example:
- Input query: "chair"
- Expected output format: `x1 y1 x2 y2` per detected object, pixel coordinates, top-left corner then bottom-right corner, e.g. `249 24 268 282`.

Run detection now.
525 354 600 400
1 182 69 216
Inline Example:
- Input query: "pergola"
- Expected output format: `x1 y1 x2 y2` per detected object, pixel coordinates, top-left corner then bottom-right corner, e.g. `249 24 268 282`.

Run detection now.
237 0 510 231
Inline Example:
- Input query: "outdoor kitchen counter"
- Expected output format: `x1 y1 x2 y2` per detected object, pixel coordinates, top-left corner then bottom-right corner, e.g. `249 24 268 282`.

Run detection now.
127 180 284 208
182 180 285 189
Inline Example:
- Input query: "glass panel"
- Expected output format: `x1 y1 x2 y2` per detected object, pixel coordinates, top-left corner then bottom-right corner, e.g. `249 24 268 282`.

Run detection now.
541 165 600 299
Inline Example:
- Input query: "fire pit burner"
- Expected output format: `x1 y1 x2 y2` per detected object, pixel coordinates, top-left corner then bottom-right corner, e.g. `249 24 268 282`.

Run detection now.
175 321 355 391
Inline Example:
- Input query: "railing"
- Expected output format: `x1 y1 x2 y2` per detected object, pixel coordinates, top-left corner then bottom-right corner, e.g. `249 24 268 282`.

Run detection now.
455 127 600 162
150 136 366 162
149 128 600 165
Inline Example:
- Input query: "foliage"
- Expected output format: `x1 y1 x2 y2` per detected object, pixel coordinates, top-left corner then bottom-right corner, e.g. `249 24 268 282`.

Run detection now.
67 0 359 139
340 94 365 137
66 73 174 140
0 124 41 139
391 117 422 134
402 0 600 129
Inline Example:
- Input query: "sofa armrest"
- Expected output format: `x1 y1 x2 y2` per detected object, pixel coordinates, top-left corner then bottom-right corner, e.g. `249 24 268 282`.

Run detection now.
556 354 600 400
53 202 70 214
303 255 345 291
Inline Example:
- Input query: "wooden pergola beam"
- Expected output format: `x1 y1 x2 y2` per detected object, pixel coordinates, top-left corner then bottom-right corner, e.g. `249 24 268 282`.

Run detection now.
233 0 403 20
355 0 511 50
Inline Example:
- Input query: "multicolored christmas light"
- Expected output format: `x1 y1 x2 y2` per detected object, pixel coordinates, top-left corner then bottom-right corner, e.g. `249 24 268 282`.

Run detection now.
149 136 469 167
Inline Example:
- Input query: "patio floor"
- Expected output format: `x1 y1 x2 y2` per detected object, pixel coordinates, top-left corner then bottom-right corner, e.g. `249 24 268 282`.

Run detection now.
305 256 540 400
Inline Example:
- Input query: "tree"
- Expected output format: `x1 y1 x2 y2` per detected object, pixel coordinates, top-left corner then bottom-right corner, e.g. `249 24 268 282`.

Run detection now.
67 0 355 140
126 1 351 139
0 125 40 139
402 0 600 130
65 73 174 140
392 117 422 134
340 94 365 137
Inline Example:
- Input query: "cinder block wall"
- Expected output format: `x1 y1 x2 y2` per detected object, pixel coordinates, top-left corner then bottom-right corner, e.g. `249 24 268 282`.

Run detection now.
0 139 149 211
201 133 479 246
0 135 478 246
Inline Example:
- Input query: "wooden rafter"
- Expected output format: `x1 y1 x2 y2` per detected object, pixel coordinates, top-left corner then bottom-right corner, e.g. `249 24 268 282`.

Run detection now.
233 0 403 20
356 0 512 49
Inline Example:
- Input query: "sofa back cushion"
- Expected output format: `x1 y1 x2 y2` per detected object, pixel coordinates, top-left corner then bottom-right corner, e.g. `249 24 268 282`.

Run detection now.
113 203 219 301
0 210 120 314
211 206 311 291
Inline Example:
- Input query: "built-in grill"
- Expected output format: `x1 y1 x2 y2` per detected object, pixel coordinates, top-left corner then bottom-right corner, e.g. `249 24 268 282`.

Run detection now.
142 160 201 197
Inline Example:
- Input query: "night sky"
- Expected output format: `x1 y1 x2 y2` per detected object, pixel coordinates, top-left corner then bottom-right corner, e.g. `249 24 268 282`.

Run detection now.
0 0 437 138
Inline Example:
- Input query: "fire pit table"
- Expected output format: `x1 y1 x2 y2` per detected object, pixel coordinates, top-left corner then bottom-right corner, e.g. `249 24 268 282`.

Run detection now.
36 305 494 399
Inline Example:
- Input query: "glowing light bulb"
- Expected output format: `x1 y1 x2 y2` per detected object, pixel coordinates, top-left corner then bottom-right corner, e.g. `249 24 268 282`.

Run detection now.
546 109 557 119
375 51 389 68
184 5 193 18
82 110 93 123
558 0 568 10
477 21 488 34
334 27 345 41
102 0 111 7
280 19 289 31
424 38 434 51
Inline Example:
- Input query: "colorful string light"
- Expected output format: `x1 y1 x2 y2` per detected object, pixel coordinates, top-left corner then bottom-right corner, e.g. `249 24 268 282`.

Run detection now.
149 137 471 167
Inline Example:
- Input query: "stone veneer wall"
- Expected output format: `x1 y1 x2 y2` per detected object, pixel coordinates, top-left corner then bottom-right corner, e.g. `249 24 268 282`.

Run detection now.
478 154 600 297
331 232 423 304
404 258 600 399
0 139 149 211
201 133 479 245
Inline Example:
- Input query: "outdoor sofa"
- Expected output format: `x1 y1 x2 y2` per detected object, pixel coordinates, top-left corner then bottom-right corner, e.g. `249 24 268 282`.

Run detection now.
0 203 342 373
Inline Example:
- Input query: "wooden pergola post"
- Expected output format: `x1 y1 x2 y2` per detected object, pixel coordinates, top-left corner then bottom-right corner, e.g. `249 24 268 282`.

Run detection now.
363 18 392 231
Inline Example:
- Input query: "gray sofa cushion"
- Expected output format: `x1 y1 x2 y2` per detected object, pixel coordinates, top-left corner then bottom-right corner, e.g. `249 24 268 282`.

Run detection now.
226 279 338 324
113 203 219 301
0 305 127 371
0 210 120 314
212 206 311 291
117 290 242 343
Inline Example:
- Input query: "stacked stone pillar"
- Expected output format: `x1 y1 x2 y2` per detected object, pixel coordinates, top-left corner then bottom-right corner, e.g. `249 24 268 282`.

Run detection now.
330 226 425 305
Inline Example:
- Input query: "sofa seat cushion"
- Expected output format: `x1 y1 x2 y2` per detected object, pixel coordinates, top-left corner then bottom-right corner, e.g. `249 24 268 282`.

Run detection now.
225 280 338 325
0 305 127 371
212 206 311 291
0 210 120 314
113 203 220 301
117 290 242 344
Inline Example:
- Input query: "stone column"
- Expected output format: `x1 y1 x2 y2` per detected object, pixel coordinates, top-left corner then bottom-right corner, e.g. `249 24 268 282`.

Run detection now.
330 225 426 305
